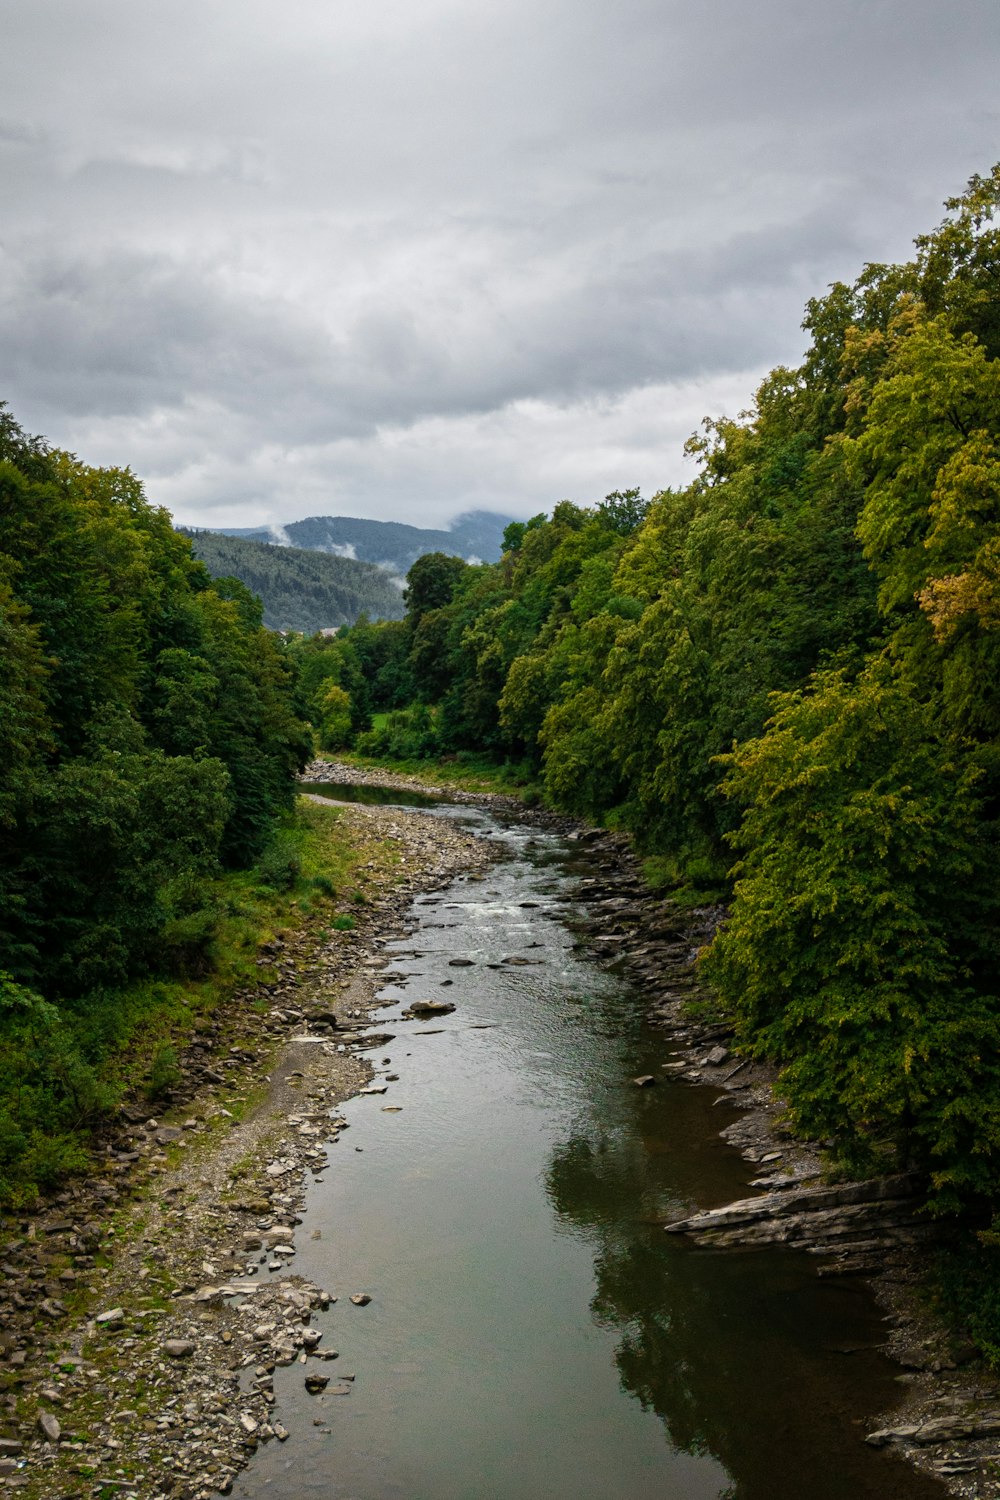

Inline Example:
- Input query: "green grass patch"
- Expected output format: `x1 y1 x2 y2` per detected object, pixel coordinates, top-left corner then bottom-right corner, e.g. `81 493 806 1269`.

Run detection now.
0 796 378 1211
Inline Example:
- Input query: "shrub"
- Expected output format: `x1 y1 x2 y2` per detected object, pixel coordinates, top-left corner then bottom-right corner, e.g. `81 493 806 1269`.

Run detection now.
146 1044 181 1101
256 829 303 890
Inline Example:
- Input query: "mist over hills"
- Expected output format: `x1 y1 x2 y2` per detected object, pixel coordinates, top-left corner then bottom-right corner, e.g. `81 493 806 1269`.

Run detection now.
214 510 516 574
181 530 406 634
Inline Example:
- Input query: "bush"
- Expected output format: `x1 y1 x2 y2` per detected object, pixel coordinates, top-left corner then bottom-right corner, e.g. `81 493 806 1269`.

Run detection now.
355 703 439 759
256 829 303 890
159 906 220 978
0 973 118 1206
146 1044 181 1101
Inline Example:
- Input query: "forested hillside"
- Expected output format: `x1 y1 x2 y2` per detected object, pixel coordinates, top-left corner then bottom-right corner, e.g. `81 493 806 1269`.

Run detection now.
214 510 514 572
306 167 1000 1235
0 414 310 1201
182 529 406 631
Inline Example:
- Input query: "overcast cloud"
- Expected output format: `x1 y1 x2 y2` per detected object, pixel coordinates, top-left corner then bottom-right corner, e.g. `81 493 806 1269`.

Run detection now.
2 0 999 527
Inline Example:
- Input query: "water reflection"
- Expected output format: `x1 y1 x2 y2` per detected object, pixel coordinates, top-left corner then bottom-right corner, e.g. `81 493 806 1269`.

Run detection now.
545 1089 943 1500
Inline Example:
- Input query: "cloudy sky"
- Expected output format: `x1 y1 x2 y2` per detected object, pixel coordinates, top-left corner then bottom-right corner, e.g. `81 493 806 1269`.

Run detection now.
2 0 999 529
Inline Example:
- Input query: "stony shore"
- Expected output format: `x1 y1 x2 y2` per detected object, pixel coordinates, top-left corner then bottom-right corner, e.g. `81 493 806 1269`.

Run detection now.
0 791 495 1500
2 761 996 1499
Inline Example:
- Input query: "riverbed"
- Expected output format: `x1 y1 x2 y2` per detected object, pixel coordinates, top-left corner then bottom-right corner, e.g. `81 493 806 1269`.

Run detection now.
235 794 941 1500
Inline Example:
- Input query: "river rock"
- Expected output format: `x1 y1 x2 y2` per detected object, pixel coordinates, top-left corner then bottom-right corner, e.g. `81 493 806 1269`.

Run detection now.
866 1413 1000 1446
633 1075 657 1088
665 1173 930 1252
37 1411 61 1443
407 1001 456 1016
163 1338 196 1359
304 1374 329 1393
350 1293 372 1306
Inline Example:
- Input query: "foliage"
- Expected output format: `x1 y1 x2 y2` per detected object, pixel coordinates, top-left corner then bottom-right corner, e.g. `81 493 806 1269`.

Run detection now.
355 703 440 759
0 790 381 1207
702 661 1000 1210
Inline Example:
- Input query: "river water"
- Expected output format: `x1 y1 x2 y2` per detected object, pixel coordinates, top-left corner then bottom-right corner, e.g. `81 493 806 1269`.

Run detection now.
236 796 942 1500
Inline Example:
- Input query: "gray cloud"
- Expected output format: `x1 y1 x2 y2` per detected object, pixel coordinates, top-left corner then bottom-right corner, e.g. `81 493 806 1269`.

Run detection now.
2 0 999 525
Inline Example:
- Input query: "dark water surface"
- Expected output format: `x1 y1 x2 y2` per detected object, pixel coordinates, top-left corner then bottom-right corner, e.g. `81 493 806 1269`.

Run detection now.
237 798 942 1500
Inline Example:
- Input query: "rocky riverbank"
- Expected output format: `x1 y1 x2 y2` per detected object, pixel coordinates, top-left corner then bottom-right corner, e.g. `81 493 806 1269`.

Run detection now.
0 796 495 1499
4 765 996 1499
559 821 1000 1500
299 762 527 810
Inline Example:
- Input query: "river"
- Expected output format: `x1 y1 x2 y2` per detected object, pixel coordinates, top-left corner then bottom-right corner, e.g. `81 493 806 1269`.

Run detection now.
235 793 942 1500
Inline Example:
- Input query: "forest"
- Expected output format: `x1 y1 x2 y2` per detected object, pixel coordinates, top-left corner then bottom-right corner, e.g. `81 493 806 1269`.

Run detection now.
0 420 311 1202
182 529 405 633
301 167 1000 1259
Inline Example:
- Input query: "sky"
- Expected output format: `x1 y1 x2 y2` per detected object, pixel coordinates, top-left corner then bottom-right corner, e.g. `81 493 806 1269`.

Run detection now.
2 0 999 531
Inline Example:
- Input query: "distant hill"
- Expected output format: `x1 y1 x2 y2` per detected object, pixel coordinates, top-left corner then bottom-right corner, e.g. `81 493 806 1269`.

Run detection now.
214 510 515 574
182 531 406 634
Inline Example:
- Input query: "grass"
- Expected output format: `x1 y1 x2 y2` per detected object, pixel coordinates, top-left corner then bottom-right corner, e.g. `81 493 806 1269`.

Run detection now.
0 795 389 1211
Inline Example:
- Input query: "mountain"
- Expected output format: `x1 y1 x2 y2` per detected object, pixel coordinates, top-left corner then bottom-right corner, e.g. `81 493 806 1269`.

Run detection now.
182 530 406 633
213 509 516 574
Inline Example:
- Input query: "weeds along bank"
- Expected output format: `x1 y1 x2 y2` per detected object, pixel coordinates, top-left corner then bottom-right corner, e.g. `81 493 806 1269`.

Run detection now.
293 167 1000 1339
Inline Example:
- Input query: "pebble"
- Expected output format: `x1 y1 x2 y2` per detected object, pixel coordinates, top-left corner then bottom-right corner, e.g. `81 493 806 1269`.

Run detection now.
163 1339 196 1359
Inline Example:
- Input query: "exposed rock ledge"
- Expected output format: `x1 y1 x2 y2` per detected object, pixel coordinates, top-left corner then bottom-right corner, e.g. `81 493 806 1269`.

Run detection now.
664 1172 939 1255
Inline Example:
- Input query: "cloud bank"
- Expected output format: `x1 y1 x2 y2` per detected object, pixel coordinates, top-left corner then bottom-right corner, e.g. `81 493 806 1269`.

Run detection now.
2 0 999 525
